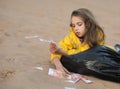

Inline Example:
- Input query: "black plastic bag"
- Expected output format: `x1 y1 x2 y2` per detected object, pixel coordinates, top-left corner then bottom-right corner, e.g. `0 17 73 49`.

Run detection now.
61 46 120 81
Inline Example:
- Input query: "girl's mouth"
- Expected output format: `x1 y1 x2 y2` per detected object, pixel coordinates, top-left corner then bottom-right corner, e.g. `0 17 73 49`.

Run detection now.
76 32 81 36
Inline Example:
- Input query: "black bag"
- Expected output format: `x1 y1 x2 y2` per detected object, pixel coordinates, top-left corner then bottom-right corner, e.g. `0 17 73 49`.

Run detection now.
61 46 120 81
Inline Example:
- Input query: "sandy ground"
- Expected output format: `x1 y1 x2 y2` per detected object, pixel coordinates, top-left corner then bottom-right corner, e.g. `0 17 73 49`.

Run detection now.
0 0 120 89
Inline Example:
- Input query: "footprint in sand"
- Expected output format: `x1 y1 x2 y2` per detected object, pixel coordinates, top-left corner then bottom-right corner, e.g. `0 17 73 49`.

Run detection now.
0 70 15 79
0 29 11 44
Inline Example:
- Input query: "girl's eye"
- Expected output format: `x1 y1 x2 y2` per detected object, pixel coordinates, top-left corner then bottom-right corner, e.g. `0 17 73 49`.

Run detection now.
70 22 82 28
78 23 82 26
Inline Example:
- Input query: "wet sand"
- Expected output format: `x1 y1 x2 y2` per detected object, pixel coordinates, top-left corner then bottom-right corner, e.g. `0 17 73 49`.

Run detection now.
0 0 120 89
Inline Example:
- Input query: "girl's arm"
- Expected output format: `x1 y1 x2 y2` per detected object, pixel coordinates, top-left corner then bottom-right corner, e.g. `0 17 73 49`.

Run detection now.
49 42 71 77
52 57 71 77
53 57 66 77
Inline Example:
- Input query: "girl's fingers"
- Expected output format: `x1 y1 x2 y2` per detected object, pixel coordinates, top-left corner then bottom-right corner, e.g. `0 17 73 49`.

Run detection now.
50 42 56 48
63 67 71 75
49 46 57 53
49 42 59 53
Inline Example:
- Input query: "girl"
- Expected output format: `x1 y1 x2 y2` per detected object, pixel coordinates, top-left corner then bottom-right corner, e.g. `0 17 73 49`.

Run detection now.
49 8 105 78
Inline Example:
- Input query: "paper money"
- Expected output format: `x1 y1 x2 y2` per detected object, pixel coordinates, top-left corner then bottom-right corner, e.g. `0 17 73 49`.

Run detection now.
25 35 52 43
25 35 39 39
64 87 76 89
48 68 93 84
34 67 43 70
66 74 81 83
79 75 93 84
39 38 52 43
48 68 63 78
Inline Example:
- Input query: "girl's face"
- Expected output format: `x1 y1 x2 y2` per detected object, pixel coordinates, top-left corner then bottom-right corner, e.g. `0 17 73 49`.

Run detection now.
71 16 86 38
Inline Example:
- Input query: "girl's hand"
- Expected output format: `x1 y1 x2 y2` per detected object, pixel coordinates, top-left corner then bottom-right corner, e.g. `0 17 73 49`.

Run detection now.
57 68 66 77
52 57 67 78
49 42 60 53
52 69 65 78
63 67 71 75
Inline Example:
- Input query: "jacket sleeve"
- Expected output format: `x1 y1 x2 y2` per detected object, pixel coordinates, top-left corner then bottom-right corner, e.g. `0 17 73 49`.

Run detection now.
50 35 74 61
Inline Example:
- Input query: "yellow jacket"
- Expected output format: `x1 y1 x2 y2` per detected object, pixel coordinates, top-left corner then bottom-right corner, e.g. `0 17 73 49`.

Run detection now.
50 27 106 61
50 27 91 61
